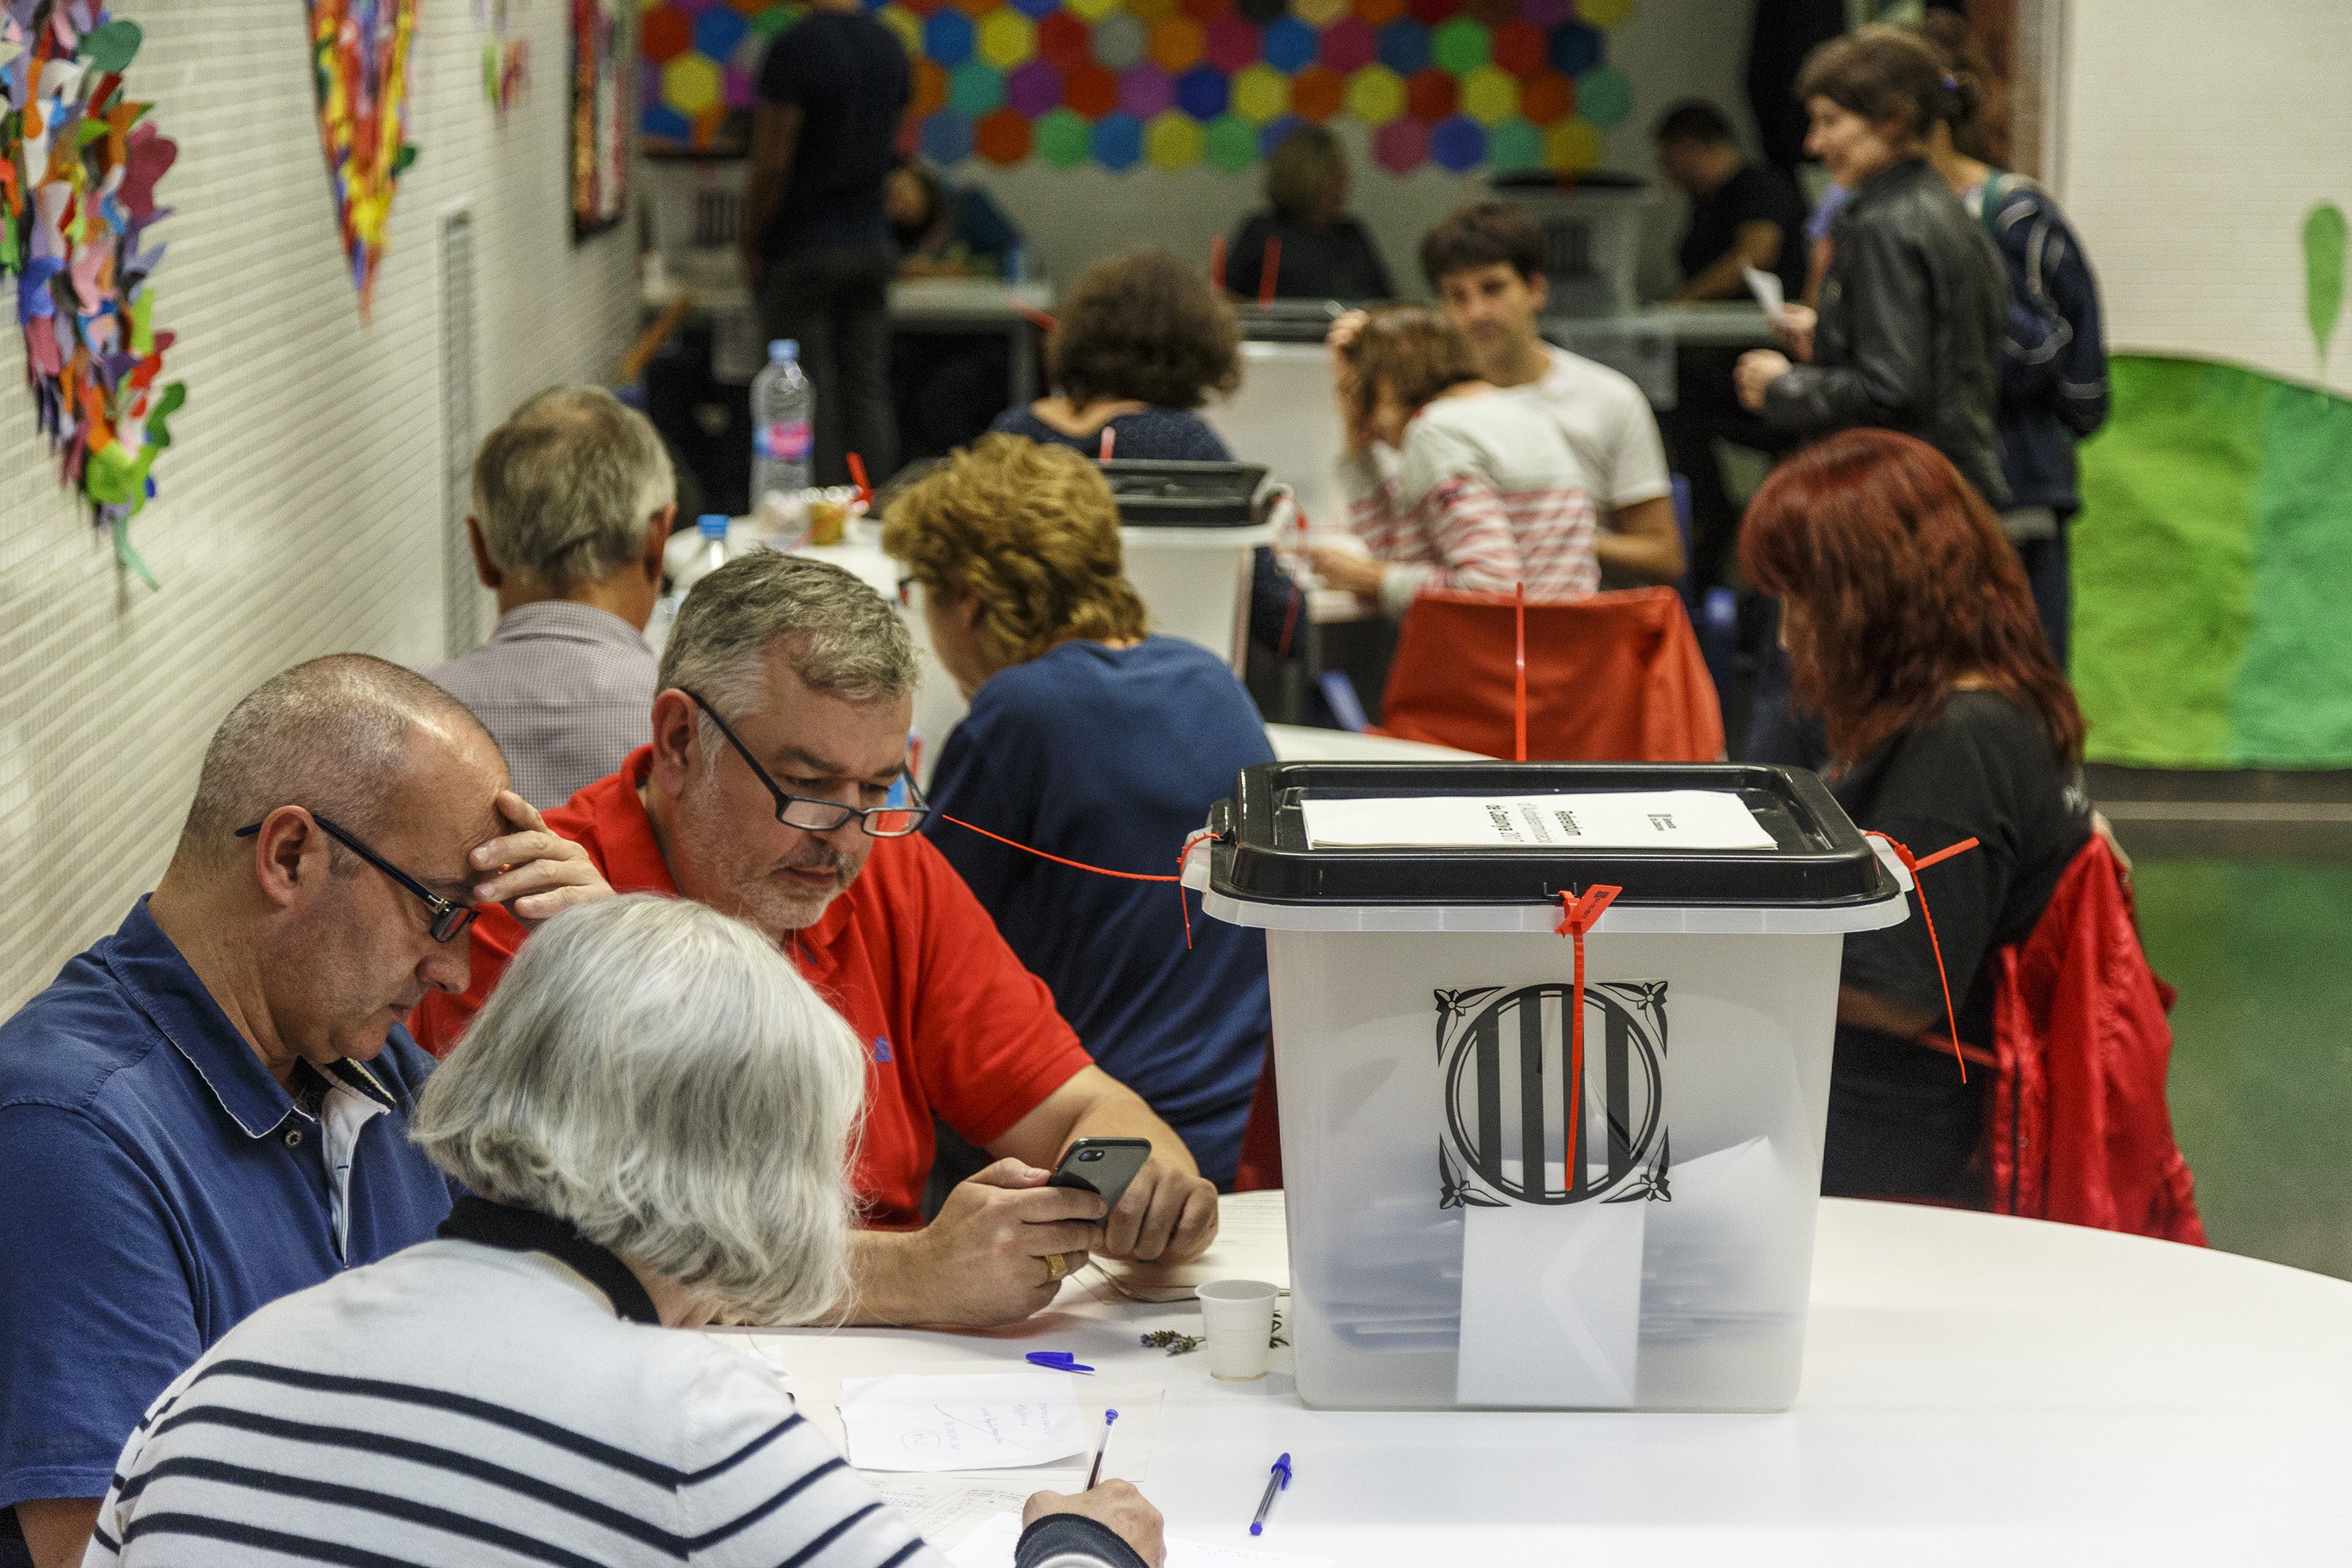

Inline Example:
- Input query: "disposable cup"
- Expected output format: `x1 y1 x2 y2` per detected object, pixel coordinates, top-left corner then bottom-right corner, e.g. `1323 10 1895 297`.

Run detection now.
1197 1279 1279 1381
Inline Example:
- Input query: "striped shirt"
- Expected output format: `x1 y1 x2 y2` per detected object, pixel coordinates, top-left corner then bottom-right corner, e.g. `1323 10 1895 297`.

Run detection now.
426 601 658 811
1338 387 1600 617
86 1235 1131 1568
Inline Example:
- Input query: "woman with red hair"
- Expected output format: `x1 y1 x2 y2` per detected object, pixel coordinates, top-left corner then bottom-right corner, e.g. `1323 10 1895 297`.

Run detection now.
1741 428 2090 1203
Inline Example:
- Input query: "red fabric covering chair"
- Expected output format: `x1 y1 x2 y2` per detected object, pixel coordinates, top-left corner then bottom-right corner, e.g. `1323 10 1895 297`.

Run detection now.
1984 834 2206 1243
1373 585 1726 763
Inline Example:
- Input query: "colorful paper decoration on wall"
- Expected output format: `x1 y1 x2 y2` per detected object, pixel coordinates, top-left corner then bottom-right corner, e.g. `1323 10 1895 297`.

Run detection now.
2303 202 2346 382
637 0 1634 175
572 0 628 237
307 0 419 319
477 0 530 114
0 4 187 585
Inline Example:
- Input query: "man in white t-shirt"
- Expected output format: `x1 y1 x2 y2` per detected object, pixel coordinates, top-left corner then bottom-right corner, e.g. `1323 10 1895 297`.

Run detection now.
1417 202 1680 586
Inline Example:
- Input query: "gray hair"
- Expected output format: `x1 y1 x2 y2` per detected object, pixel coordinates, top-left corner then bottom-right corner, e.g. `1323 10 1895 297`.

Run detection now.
659 554 918 745
411 895 866 1324
179 655 496 866
472 385 676 593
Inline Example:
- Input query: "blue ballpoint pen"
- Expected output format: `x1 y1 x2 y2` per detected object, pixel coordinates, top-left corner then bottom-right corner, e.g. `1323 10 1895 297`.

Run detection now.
1249 1453 1291 1536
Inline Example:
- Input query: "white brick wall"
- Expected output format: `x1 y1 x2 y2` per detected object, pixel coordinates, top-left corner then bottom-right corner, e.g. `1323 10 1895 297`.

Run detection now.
0 0 641 1009
2057 0 2352 392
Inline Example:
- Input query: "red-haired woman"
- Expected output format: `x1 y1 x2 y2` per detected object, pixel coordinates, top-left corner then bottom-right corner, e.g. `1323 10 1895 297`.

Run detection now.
1740 428 2091 1204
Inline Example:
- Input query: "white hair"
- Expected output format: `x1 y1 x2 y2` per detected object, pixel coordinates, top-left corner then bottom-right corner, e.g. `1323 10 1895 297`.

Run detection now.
411 895 866 1323
472 385 676 593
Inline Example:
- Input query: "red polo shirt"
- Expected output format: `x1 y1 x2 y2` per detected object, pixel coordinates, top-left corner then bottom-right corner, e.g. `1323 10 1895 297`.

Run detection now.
410 748 1094 1229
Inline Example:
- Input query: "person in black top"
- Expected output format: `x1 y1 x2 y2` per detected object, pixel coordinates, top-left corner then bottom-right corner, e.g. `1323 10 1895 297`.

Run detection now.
1740 428 2093 1206
1650 98 1806 593
741 0 911 486
1225 125 1393 303
1734 26 2009 510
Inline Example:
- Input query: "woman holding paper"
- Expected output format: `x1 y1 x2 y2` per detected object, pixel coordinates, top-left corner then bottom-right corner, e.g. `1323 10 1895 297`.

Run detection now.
1732 26 2009 510
83 897 1166 1568
1740 429 2092 1206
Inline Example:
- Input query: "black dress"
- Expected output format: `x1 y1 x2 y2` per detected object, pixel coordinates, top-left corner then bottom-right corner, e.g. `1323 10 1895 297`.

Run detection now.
1824 690 2091 1204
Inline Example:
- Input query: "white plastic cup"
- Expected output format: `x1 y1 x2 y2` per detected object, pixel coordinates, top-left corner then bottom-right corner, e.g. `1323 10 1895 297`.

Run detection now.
1197 1279 1279 1381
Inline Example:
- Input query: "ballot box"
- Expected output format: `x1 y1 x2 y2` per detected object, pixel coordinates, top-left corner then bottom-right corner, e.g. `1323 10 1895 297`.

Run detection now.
1184 761 1912 1412
1101 460 1276 670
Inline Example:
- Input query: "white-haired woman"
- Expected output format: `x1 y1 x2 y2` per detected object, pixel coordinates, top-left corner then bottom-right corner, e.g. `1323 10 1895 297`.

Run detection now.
83 896 1164 1568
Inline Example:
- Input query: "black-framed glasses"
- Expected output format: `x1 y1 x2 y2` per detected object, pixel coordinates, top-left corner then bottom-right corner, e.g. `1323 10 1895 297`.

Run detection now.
682 688 928 837
234 812 480 943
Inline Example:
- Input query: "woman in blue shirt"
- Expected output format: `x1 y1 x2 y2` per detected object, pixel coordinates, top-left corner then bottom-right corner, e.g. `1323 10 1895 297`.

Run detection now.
881 434 1274 1186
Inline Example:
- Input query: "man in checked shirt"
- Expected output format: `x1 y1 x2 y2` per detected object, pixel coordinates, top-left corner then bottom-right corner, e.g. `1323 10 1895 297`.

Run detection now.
427 386 677 809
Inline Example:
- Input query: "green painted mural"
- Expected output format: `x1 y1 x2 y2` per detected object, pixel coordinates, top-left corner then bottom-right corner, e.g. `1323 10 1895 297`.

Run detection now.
2074 354 2352 768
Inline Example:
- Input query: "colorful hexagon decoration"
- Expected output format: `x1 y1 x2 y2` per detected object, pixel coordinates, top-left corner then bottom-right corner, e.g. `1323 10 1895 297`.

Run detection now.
638 0 1633 172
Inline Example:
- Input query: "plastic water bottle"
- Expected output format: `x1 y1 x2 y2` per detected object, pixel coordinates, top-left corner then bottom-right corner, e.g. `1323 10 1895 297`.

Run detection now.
750 339 813 506
673 513 733 597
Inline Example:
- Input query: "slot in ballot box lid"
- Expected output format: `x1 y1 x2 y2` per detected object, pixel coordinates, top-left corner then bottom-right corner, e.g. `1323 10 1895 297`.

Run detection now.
1098 459 1269 528
1196 761 1907 934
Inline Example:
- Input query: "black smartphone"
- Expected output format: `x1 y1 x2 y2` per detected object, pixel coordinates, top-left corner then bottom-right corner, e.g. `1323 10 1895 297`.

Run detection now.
1045 1138 1154 1214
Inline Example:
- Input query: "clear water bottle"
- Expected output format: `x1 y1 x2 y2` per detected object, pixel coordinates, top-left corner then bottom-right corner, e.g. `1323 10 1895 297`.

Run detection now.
750 339 814 506
673 513 732 597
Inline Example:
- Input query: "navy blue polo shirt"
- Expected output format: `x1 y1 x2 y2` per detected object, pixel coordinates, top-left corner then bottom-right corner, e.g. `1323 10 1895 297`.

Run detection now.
0 898 452 1546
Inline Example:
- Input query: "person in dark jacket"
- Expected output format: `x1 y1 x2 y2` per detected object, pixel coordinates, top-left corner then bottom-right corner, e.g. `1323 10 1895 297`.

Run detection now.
1915 14 2108 669
1740 428 2092 1207
1734 26 2009 510
1225 125 1393 303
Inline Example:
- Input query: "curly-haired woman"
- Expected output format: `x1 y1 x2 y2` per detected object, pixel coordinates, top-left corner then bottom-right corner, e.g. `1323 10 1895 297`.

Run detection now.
1740 427 2091 1206
882 435 1273 1187
990 248 1242 463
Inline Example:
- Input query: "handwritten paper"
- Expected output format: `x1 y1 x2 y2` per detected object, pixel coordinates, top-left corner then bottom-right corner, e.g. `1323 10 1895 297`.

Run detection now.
1743 263 1787 325
837 1373 1087 1473
1092 1191 1290 1304
946 1511 1333 1568
867 1478 1044 1548
1301 792 1775 852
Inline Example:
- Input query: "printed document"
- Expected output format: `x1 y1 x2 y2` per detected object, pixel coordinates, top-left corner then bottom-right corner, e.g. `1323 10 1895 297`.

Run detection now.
1301 791 1775 851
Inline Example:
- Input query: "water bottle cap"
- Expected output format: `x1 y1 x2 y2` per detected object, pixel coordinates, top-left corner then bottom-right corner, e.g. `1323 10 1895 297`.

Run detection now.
697 513 730 539
769 339 798 362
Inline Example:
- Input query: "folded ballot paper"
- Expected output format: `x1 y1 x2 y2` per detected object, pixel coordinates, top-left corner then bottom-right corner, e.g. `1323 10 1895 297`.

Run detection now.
1301 791 1776 852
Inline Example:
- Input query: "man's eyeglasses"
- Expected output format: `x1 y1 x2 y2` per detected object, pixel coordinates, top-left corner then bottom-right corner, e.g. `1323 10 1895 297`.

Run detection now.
234 812 480 944
683 689 928 837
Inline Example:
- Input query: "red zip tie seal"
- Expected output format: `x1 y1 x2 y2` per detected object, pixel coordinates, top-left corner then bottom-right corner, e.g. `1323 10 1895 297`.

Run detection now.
1864 831 1982 1080
1554 883 1621 1175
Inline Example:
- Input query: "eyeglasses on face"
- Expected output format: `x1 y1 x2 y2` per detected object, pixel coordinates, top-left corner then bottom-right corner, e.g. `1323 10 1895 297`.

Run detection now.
234 812 480 943
681 688 928 837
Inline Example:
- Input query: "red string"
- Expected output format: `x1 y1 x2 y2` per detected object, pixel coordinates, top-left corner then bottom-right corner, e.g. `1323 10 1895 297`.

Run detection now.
1554 884 1621 1183
1098 425 1116 461
934 815 1220 951
1865 832 1982 1080
1008 297 1059 332
1512 581 1528 763
1259 238 1280 306
846 452 872 512
1274 496 1308 661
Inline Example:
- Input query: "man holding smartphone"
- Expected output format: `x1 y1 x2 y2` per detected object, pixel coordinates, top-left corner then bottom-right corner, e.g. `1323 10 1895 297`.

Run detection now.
412 555 1221 1327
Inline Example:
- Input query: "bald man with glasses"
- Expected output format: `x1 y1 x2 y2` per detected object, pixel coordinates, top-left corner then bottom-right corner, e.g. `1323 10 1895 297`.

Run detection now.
413 554 1221 1330
0 656 610 1568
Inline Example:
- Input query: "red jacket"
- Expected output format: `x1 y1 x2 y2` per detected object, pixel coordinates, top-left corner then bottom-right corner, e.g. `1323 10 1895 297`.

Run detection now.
1984 835 2206 1243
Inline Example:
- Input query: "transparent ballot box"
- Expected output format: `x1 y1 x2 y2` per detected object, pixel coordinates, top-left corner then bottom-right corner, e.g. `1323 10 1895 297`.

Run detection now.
1185 762 1911 1411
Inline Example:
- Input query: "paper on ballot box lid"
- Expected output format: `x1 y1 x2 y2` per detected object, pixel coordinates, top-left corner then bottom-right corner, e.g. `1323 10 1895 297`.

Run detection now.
1301 791 1776 852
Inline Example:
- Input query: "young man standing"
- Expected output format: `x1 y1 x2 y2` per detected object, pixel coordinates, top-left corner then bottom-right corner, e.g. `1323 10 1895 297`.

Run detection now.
741 0 910 486
1416 202 1679 586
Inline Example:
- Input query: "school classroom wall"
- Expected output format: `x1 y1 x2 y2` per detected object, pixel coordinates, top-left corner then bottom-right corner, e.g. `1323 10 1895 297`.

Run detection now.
0 0 641 1011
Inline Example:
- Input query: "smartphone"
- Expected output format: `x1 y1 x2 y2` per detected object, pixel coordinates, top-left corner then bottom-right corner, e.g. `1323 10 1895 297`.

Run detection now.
1046 1137 1153 1215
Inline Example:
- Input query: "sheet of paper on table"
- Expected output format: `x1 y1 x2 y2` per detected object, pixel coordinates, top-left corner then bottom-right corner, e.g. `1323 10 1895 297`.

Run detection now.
838 1372 1086 1472
1301 792 1776 852
1743 263 1787 325
1091 1190 1289 1304
866 1478 1046 1549
946 1511 1334 1568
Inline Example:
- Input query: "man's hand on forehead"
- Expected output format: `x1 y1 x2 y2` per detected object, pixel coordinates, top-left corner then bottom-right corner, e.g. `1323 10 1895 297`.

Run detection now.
467 789 616 927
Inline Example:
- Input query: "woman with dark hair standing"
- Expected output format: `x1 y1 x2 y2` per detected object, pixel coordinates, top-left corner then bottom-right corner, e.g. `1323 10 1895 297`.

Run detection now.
1912 13 2111 669
1740 428 2091 1205
1733 25 2010 509
1225 125 1394 302
991 248 1242 462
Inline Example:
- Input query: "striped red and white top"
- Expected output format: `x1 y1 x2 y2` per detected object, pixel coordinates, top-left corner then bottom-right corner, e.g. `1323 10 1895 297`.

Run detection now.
1338 387 1601 617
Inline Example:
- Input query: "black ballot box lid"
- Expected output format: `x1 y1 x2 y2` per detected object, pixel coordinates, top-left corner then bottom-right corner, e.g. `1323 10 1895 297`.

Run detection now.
1098 459 1269 529
1203 760 1900 914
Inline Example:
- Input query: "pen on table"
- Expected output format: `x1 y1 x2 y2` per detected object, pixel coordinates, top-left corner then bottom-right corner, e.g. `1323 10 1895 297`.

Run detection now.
1084 1409 1118 1490
1249 1451 1291 1536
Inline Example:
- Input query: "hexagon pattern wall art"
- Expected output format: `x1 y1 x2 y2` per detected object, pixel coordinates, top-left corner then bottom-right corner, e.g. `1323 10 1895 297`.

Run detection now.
638 0 1635 174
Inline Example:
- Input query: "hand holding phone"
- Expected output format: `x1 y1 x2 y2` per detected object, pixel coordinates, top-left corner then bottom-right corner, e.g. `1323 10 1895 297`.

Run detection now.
1046 1138 1154 1217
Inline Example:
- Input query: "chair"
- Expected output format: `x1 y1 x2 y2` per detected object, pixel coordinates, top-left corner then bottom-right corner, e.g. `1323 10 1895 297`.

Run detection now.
1373 585 1726 762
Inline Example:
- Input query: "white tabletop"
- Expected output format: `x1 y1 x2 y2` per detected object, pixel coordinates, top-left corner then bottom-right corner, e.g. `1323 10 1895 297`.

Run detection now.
730 1200 2352 1563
